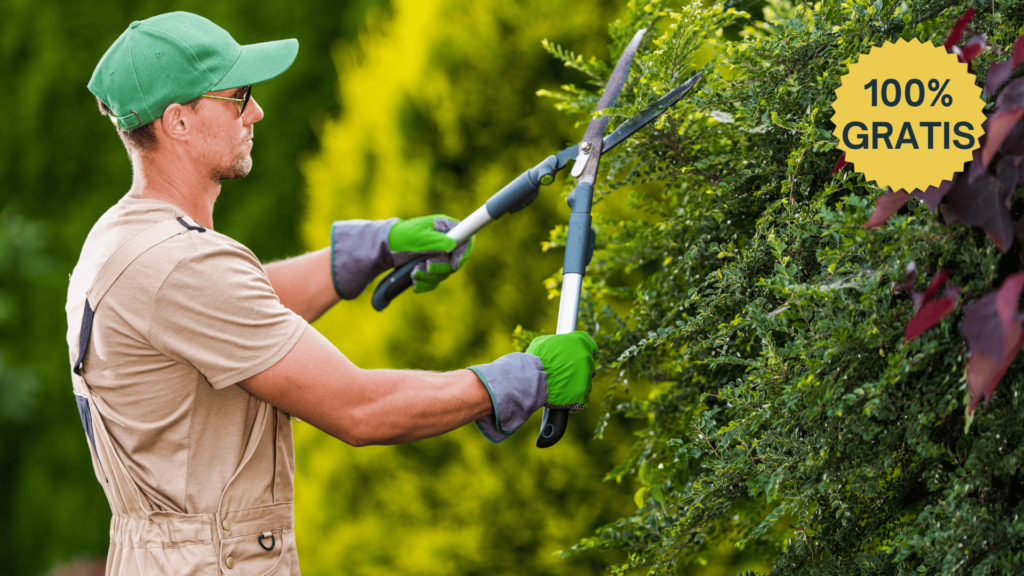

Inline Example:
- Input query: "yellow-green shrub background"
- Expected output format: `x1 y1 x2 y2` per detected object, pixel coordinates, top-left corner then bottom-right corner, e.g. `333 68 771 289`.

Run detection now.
296 0 638 573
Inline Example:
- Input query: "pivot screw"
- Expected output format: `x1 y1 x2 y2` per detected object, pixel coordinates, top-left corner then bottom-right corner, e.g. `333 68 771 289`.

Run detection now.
580 141 593 153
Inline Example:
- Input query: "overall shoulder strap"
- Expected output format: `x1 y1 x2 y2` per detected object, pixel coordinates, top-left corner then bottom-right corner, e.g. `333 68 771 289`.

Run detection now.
74 216 205 376
86 216 205 308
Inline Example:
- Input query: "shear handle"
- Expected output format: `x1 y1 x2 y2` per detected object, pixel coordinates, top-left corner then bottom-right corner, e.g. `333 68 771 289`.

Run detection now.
372 155 564 311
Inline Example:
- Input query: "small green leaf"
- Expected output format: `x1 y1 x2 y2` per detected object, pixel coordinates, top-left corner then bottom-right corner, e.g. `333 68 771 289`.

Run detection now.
634 487 647 509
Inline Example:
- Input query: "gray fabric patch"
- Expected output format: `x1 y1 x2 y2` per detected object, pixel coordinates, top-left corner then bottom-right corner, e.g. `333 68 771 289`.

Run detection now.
330 218 399 299
433 217 471 269
469 352 547 443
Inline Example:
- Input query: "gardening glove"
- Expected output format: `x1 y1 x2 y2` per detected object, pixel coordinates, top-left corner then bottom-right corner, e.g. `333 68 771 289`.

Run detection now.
329 215 474 299
388 214 475 293
468 331 597 443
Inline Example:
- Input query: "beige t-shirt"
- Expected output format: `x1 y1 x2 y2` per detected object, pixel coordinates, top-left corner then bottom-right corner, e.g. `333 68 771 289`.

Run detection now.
66 196 308 514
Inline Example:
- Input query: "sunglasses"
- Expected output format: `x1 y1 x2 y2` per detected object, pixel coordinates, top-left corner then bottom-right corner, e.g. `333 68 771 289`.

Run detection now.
200 85 252 116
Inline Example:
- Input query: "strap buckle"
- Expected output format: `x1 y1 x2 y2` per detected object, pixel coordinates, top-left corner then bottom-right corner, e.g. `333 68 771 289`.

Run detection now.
113 110 143 130
176 216 206 232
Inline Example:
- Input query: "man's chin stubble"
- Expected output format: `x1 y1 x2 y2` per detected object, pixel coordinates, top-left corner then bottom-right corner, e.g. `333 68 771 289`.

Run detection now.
210 153 252 182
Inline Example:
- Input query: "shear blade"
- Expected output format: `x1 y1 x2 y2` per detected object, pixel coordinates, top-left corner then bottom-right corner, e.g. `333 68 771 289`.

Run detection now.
593 28 647 113
601 72 703 154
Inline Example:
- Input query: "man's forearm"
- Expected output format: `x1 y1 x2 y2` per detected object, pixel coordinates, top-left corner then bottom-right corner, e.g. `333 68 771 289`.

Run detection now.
332 368 492 446
265 247 339 323
240 327 493 446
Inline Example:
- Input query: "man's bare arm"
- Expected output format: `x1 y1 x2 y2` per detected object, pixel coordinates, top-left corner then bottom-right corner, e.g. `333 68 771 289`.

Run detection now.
239 325 492 446
264 248 339 323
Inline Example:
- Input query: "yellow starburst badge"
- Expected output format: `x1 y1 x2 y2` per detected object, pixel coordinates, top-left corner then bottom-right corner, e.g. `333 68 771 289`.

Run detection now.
831 39 986 193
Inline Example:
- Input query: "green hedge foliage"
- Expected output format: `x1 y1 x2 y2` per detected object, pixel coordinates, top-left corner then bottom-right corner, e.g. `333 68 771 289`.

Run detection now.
540 0 1024 573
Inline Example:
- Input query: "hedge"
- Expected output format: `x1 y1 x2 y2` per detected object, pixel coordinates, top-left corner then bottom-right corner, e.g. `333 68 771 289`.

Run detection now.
538 0 1024 573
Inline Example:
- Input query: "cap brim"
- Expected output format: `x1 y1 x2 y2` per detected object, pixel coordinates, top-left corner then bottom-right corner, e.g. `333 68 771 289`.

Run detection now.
212 38 298 90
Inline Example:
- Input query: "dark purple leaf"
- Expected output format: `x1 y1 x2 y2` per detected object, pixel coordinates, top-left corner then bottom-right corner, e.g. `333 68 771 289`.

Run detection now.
998 156 1020 202
831 152 849 175
963 272 1024 412
905 271 958 341
944 9 975 51
963 291 1010 360
909 270 952 308
980 107 1024 168
966 327 1022 413
962 272 1024 361
996 77 1024 110
985 60 1013 98
906 298 957 341
997 156 1023 205
941 163 1016 252
1014 33 1024 68
863 190 910 228
911 181 952 212
920 270 951 305
999 116 1024 158
960 35 985 62
1009 155 1024 184
996 273 1024 324
968 147 987 184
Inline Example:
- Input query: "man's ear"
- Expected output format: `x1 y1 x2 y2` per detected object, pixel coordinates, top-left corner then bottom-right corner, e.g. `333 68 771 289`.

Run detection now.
158 103 192 142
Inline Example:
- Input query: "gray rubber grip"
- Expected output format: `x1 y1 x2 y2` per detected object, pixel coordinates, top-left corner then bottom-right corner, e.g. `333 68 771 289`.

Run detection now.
371 255 429 311
536 407 568 448
484 155 559 219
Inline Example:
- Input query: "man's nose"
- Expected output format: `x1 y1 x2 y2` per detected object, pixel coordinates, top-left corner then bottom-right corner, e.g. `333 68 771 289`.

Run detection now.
245 97 265 124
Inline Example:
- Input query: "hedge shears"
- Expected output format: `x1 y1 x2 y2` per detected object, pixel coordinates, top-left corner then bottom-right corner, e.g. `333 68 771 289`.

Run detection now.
372 29 702 448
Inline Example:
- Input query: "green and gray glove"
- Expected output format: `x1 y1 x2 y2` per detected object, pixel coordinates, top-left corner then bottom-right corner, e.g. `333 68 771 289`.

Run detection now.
330 215 474 299
388 215 475 293
469 331 597 443
526 331 596 411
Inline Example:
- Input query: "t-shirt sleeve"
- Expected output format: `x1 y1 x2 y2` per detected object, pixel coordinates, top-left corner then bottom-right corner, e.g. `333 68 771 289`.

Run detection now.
149 241 308 389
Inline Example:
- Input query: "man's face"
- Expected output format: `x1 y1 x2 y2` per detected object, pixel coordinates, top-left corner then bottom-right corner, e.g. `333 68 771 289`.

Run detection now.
193 86 264 182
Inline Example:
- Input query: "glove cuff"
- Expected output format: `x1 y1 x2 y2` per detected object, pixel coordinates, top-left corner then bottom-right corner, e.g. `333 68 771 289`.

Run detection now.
468 353 547 443
330 218 399 299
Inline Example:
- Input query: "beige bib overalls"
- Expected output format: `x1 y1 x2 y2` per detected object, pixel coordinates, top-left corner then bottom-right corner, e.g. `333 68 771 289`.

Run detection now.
71 217 301 575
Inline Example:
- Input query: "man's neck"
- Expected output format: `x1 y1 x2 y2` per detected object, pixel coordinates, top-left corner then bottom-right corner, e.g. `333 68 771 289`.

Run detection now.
127 152 220 230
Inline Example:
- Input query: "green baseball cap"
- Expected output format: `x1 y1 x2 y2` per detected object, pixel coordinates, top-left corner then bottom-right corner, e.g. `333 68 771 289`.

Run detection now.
88 12 298 130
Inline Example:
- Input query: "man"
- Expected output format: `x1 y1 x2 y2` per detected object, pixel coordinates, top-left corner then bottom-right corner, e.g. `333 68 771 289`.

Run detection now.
68 12 596 575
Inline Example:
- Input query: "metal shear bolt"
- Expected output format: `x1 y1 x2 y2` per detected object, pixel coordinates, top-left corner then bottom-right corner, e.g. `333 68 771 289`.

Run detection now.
580 141 593 153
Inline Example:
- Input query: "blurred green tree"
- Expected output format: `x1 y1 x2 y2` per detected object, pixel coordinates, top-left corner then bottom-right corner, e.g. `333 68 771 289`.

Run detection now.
297 0 641 573
0 1 382 573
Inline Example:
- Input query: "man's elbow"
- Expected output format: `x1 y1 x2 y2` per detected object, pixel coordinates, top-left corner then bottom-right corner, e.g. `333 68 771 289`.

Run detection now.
340 425 376 447
326 420 373 447
328 413 384 447
332 414 404 447
340 435 372 448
